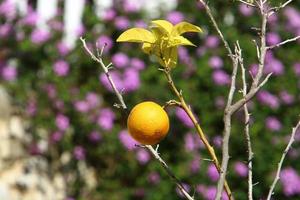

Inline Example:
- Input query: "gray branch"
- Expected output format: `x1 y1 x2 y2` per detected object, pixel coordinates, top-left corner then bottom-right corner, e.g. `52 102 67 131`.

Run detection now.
266 120 300 200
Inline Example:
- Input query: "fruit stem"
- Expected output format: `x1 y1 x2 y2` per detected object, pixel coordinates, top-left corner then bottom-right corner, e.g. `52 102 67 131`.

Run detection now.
162 68 234 200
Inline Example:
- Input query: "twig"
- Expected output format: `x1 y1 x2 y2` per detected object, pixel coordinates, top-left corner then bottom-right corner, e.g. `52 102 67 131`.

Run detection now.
80 37 194 200
237 41 254 200
80 37 127 110
198 0 234 59
237 0 256 7
266 120 300 200
215 43 239 200
267 36 300 50
268 0 294 15
146 145 194 200
162 67 233 200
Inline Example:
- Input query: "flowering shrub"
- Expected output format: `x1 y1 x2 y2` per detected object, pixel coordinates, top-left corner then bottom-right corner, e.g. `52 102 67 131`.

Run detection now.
0 0 300 199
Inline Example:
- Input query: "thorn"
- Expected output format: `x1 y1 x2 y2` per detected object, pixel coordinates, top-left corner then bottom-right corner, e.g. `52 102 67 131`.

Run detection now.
155 144 160 152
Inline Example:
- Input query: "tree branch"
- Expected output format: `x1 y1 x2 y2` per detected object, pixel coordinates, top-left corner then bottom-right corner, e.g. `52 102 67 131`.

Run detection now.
267 35 300 50
266 119 300 200
237 41 254 200
80 37 194 200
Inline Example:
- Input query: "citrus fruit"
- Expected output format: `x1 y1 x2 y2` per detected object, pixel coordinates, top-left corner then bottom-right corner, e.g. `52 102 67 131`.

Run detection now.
127 101 170 145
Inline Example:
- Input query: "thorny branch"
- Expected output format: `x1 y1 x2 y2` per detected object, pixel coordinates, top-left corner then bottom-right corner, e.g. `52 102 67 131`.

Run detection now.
266 120 300 200
161 66 233 200
237 42 254 200
80 37 194 200
197 0 298 199
267 35 300 49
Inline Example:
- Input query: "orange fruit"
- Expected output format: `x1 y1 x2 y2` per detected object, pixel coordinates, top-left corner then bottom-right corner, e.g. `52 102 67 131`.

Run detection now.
127 101 170 145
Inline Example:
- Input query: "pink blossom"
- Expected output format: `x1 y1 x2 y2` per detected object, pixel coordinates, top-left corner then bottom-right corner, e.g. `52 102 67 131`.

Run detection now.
55 114 70 131
119 130 138 150
53 60 70 76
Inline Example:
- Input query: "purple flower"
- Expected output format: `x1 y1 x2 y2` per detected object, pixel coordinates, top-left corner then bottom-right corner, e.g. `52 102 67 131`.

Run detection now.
73 146 86 160
265 116 282 131
134 20 147 28
234 162 248 177
88 131 102 143
212 70 230 85
119 130 138 150
44 84 57 99
266 32 281 46
207 164 219 182
190 155 201 174
178 47 191 64
249 63 258 77
280 167 300 196
184 133 203 152
257 90 280 109
56 41 70 56
214 96 225 109
74 100 90 113
55 114 70 131
97 35 113 53
31 29 50 44
148 172 160 184
50 131 63 143
112 53 129 68
265 58 284 76
100 71 123 92
280 91 294 105
114 16 130 30
0 24 11 38
212 136 223 148
209 56 223 69
0 0 16 19
284 7 300 30
239 3 254 16
176 107 194 128
293 62 300 76
202 186 228 200
75 24 85 36
167 11 184 24
130 58 145 70
205 35 220 48
123 69 140 92
21 11 39 26
26 100 37 116
176 183 191 198
136 149 150 164
97 108 115 131
53 60 70 76
1 65 17 81
123 0 142 13
101 9 116 21
86 92 101 108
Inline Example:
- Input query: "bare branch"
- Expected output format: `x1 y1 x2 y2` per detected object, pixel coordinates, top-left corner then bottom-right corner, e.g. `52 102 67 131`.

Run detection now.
269 0 294 15
80 37 127 110
215 43 239 200
237 0 256 7
162 68 233 200
80 37 194 200
198 0 234 58
267 36 300 50
145 145 194 200
237 41 254 200
266 120 300 200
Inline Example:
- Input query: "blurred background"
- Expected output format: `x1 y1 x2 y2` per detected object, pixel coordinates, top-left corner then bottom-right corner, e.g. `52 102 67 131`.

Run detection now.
0 0 300 199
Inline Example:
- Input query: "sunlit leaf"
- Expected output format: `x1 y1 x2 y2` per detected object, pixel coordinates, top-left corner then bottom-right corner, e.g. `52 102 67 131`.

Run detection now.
151 20 173 34
116 28 156 43
170 36 196 47
172 22 202 36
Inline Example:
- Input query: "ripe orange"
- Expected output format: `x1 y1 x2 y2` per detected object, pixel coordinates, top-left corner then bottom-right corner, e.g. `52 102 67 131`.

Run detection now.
127 101 170 145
